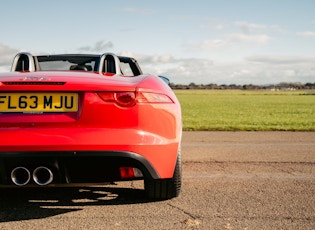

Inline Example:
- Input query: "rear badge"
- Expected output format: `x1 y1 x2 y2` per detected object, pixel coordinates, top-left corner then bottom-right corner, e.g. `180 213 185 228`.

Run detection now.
20 76 51 81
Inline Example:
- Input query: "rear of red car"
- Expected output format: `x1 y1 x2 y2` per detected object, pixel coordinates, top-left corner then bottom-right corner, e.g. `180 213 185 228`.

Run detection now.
0 70 182 199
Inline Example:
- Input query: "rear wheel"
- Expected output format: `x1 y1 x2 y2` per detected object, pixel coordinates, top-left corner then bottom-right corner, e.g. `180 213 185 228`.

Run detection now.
145 151 182 200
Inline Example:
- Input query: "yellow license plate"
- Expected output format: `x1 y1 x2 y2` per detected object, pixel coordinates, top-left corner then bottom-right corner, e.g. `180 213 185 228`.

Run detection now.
0 93 78 112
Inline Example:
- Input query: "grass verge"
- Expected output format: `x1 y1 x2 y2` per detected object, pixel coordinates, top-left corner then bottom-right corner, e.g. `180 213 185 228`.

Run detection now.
175 90 315 131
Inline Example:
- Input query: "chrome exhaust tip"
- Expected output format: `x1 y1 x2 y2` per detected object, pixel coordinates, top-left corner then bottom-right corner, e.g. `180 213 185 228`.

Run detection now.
11 167 31 186
33 166 53 186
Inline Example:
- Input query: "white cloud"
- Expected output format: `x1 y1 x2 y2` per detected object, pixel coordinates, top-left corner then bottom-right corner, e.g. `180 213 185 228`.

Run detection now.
0 43 20 71
213 23 225 30
77 40 114 53
138 53 315 85
0 43 20 65
138 54 176 64
129 53 215 83
228 33 270 43
185 33 270 53
246 55 315 64
199 20 227 30
186 39 227 52
234 21 267 32
297 31 315 37
234 21 281 33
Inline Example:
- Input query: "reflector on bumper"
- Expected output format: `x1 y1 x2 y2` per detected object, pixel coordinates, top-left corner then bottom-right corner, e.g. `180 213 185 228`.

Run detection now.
120 167 143 179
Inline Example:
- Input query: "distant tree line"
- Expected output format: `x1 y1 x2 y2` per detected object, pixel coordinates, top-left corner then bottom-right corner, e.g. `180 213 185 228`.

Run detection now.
170 82 315 90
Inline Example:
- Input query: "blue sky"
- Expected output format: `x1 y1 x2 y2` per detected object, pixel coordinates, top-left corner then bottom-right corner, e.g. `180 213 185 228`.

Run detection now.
0 0 315 84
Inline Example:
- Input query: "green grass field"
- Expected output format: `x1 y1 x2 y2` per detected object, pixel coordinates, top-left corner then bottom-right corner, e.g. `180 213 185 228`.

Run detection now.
175 90 315 131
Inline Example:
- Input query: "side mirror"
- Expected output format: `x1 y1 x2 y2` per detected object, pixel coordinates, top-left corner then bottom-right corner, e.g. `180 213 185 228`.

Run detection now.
158 75 170 86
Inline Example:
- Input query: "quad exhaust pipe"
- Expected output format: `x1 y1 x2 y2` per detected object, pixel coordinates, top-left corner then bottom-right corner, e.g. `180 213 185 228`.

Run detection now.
11 167 31 186
33 166 54 186
11 166 54 186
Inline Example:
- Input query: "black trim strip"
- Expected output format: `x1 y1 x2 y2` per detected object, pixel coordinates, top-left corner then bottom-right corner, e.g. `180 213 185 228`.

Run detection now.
0 150 160 179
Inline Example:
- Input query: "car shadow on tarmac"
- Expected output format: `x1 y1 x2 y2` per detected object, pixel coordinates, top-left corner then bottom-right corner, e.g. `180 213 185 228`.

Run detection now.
0 186 150 222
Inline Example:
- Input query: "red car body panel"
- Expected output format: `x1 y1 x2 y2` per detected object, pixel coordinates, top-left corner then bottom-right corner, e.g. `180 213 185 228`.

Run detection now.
0 56 182 186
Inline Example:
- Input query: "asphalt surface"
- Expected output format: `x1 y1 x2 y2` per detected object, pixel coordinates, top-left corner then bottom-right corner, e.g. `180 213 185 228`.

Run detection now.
0 131 314 229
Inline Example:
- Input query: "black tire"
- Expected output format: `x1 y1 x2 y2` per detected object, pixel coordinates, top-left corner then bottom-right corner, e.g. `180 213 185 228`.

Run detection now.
145 151 182 200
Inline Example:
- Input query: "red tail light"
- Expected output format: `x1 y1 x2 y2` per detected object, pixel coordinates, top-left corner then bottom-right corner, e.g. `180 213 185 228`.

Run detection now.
97 92 135 107
115 92 136 107
97 91 173 107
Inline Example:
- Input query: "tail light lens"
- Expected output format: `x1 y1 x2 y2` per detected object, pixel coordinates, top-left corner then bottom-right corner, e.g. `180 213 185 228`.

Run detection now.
115 92 136 107
137 92 173 103
97 92 136 107
97 91 173 107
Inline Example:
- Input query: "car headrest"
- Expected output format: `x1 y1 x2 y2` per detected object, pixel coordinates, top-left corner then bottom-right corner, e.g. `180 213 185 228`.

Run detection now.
70 65 88 71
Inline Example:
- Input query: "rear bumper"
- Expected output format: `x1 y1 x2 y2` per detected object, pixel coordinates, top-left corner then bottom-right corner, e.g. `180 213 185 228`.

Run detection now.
0 128 181 183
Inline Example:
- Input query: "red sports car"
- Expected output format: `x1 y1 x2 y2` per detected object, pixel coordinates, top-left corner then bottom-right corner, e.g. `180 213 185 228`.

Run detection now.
0 52 182 199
